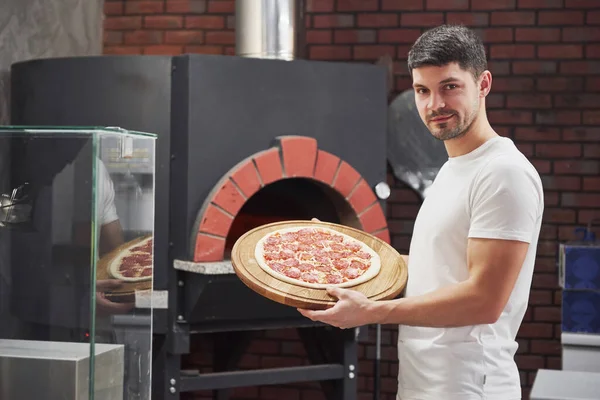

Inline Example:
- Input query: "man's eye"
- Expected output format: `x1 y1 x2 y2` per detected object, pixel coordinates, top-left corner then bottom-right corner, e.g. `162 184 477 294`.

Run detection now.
416 88 428 94
445 84 457 90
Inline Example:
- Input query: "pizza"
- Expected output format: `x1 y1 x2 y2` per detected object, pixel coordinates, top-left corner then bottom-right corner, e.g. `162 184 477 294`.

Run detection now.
254 226 380 289
108 236 153 282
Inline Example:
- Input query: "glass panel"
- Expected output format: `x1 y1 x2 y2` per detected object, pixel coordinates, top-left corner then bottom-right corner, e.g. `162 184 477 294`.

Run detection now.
0 127 156 400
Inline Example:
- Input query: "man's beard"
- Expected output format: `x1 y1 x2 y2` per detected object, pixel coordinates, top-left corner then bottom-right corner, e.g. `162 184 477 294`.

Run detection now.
427 100 479 141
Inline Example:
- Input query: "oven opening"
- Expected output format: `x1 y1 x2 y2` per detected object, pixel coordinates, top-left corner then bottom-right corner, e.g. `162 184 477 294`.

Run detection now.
224 178 361 255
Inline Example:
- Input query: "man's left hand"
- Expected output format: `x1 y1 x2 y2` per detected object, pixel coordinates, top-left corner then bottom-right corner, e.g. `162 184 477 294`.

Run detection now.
298 286 377 329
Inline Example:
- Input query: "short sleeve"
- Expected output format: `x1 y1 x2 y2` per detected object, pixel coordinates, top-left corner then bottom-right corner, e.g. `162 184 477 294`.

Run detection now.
468 158 543 243
97 160 119 226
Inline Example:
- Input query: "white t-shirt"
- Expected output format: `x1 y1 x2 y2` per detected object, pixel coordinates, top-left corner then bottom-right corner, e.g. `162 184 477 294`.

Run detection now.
397 136 544 400
97 159 119 226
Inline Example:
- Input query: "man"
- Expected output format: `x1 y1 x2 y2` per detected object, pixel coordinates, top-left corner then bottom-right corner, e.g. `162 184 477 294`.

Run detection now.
299 25 544 400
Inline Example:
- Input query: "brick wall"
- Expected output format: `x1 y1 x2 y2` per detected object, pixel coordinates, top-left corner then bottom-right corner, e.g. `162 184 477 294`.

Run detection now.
104 1 599 399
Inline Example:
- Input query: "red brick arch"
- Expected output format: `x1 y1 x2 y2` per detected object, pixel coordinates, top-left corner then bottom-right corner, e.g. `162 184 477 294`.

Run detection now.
192 136 390 262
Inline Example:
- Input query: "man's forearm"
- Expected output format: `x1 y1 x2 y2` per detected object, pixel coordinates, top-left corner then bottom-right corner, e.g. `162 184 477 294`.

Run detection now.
370 279 499 328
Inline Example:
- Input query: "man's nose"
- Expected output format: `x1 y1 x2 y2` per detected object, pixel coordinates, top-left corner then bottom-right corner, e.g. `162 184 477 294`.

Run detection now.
428 93 445 110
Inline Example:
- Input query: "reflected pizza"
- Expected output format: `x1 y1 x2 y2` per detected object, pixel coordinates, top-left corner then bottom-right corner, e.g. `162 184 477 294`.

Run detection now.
108 236 153 282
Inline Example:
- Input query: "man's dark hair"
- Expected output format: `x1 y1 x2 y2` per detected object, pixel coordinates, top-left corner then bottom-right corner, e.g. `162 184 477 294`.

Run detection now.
407 25 487 79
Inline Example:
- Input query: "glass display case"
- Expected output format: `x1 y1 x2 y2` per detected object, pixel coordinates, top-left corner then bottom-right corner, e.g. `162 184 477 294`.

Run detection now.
0 126 157 400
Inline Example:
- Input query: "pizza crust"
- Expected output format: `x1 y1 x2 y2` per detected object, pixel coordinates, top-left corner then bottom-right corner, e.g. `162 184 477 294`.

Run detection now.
254 226 381 289
108 236 153 283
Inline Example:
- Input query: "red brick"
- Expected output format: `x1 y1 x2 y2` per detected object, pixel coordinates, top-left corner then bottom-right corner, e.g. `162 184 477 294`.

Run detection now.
337 0 378 11
309 45 351 60
488 110 533 125
579 210 600 224
536 110 581 125
425 0 469 10
540 176 581 190
536 143 581 158
530 339 561 355
532 273 559 289
104 46 142 55
491 44 534 59
104 2 124 15
538 11 584 25
587 77 600 92
515 28 560 42
359 203 388 233
491 11 535 26
104 16 143 30
584 111 600 125
529 290 553 306
447 12 489 26
587 44 600 58
536 257 560 272
185 45 223 55
253 148 283 186
532 160 551 174
307 30 333 44
205 31 234 45
185 16 225 29
488 61 511 75
566 0 600 7
515 127 560 141
513 61 557 74
381 0 424 10
347 179 378 214
313 15 354 28
543 208 577 224
588 11 600 24
334 29 375 44
104 31 123 45
212 178 246 215
400 13 444 27
487 94 505 109
357 14 398 28
493 77 534 92
555 94 600 108
555 161 600 175
143 45 182 55
230 159 262 198
583 177 600 190
518 323 554 338
475 28 513 43
167 1 207 14
193 233 225 262
563 127 600 142
165 31 204 44
198 203 233 237
584 145 600 159
374 229 391 244
277 136 318 178
314 151 341 185
306 0 334 12
333 161 362 197
471 0 516 9
125 1 164 14
207 0 233 13
563 27 600 42
518 0 563 7
507 94 552 109
354 45 395 60
537 77 584 92
144 15 183 29
559 225 584 241
124 30 163 45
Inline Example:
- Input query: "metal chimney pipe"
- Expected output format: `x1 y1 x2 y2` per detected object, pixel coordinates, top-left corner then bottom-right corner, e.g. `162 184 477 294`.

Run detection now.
235 0 304 60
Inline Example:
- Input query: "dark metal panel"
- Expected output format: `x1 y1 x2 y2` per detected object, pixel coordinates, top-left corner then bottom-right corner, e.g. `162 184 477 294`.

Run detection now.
180 364 345 392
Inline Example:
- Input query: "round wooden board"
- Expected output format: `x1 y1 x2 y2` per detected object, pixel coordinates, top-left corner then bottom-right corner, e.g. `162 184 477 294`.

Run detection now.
96 235 153 301
231 220 408 310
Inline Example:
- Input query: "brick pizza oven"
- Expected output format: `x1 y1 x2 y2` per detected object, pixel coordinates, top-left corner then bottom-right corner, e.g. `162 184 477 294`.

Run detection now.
192 135 390 263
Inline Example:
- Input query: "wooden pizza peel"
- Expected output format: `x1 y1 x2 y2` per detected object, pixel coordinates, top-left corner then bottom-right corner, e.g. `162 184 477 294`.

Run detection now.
96 235 153 302
231 220 408 310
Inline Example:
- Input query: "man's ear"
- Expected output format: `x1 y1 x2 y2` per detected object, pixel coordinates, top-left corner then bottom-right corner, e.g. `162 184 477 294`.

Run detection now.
479 70 492 98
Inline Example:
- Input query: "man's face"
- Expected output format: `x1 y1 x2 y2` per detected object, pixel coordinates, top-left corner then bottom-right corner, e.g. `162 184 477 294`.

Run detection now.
412 62 482 141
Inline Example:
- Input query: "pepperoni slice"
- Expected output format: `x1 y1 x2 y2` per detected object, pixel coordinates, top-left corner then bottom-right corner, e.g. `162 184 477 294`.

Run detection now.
332 259 349 270
328 251 344 260
298 228 316 235
264 252 279 261
297 263 313 272
266 236 281 245
315 263 332 273
279 250 295 259
351 260 368 270
315 256 329 264
346 243 362 252
263 244 279 252
299 253 313 261
282 232 298 242
342 267 360 279
283 258 299 268
284 267 301 279
300 272 319 283
331 235 344 243
297 244 311 251
331 243 346 252
269 262 286 274
356 251 372 260
141 268 152 277
282 242 299 251
326 274 343 284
